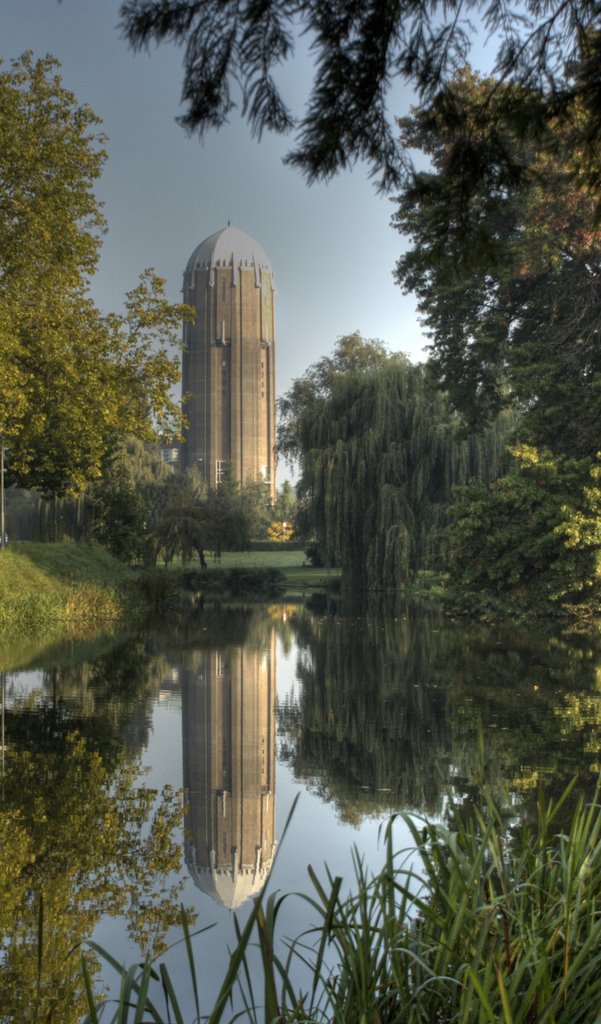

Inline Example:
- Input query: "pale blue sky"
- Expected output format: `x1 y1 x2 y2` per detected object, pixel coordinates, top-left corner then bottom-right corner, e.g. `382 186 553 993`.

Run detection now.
4 0 428 407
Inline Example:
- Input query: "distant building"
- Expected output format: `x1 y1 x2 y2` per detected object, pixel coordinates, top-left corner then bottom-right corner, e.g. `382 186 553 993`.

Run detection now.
158 441 180 468
181 225 276 500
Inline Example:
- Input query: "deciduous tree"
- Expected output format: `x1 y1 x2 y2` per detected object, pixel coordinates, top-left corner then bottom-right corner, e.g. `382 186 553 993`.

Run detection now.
446 446 601 614
280 337 513 595
0 54 192 496
393 69 601 457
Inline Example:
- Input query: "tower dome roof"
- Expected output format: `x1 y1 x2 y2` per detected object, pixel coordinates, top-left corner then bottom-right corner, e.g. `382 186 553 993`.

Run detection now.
185 225 272 275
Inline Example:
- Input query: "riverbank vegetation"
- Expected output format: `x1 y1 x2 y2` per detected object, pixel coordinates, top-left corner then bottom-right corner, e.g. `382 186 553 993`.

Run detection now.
83 777 601 1023
0 542 338 634
279 334 515 602
0 543 130 633
280 127 601 621
3 55 599 622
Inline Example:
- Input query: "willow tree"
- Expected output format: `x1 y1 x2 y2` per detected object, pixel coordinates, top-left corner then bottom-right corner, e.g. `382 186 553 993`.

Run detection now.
284 345 512 595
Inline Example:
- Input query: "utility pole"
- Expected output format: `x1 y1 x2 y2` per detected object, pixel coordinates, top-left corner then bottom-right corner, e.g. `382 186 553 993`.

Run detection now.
0 442 4 550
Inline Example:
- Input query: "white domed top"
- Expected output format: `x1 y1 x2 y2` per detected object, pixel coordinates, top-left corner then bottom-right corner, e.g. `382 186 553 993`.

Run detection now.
186 225 272 276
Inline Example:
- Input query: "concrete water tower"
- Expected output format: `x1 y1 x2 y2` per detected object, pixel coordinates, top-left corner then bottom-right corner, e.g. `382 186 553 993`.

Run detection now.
181 225 276 500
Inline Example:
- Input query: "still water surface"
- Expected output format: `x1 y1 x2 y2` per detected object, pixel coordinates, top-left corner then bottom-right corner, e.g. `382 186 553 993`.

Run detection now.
1 603 601 1020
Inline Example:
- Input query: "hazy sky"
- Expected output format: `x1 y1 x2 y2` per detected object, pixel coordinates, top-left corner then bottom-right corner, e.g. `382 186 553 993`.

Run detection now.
5 0 430 404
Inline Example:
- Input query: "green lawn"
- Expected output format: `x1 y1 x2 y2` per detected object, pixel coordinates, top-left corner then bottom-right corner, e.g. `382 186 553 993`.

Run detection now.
204 548 340 598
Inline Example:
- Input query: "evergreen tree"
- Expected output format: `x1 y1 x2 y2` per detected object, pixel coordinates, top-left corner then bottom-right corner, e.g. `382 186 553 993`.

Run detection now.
119 0 601 201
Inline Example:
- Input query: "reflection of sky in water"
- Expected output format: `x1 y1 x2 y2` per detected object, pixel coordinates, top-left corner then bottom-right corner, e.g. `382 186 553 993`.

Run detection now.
2 670 46 704
6 609 601 1018
92 631 419 1017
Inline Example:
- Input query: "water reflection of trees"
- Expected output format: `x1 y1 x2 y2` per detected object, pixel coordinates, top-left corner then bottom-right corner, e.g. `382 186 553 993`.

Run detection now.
0 733 185 1023
4 633 172 761
0 631 186 1023
277 610 601 823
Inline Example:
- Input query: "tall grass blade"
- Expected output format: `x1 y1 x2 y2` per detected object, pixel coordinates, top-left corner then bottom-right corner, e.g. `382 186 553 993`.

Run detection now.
81 955 100 1024
158 962 185 1024
179 905 201 1021
133 960 154 1024
34 891 44 1023
85 942 163 1023
255 901 281 1024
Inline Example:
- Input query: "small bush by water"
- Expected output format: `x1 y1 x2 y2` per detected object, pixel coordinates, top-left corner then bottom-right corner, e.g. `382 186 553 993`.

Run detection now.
84 777 601 1023
182 565 286 600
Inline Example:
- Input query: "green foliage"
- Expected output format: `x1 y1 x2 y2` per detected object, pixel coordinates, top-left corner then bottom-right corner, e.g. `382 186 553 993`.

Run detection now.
273 480 297 523
183 566 285 599
393 71 601 614
0 734 185 1023
0 55 192 496
394 69 601 458
91 460 148 564
294 778 601 1024
120 0 601 201
278 605 601 826
446 446 601 615
154 474 261 565
278 333 400 465
0 543 130 632
304 543 323 568
89 442 205 564
238 477 274 539
285 340 513 594
83 778 601 1024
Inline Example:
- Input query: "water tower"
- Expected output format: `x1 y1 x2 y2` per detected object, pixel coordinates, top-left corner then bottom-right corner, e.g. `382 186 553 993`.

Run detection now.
181 225 276 500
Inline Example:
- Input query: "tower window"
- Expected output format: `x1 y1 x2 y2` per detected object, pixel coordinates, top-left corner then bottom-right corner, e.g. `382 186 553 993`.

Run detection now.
216 459 228 484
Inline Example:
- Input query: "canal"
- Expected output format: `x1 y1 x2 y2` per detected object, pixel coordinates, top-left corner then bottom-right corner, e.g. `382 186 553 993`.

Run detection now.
1 602 600 1020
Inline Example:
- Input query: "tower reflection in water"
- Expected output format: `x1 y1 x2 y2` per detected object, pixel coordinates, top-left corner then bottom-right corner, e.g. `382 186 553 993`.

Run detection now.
180 635 277 909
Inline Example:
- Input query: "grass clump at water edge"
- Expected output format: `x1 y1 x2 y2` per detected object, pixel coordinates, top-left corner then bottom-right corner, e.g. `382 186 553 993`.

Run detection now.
83 777 601 1023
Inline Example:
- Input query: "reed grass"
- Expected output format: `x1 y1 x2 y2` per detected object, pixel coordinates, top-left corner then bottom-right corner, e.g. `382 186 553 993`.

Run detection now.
82 778 601 1023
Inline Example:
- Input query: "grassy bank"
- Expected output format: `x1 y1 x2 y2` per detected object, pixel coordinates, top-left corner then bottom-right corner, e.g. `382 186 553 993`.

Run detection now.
0 542 133 634
0 543 340 635
193 548 340 601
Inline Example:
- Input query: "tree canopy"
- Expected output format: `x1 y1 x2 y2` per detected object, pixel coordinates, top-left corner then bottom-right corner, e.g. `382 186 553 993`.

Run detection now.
277 332 404 464
279 336 513 595
0 54 191 496
119 0 601 197
446 446 601 614
390 68 601 615
393 69 601 456
0 733 184 1023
